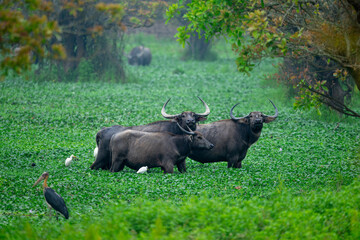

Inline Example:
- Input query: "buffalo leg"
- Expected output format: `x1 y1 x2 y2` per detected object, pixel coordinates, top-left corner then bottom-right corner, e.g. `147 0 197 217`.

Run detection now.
110 155 125 172
235 160 242 168
234 153 247 168
176 160 187 173
233 151 248 168
163 162 174 174
112 160 125 172
163 167 174 174
90 147 110 170
227 155 239 168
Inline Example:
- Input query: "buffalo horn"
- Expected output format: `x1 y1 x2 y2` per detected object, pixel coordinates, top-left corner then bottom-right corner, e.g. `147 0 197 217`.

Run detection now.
230 103 246 121
264 99 278 119
161 98 181 119
176 122 195 135
195 97 210 117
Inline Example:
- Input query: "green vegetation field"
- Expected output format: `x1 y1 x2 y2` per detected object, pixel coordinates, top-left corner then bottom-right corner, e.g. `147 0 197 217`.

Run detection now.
1 35 360 239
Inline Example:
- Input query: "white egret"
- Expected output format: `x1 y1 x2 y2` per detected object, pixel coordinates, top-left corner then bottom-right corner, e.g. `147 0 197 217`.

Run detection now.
137 166 148 174
65 155 77 167
93 147 98 158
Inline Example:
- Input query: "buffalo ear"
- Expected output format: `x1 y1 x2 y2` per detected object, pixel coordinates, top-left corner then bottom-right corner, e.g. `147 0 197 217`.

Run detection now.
237 117 249 124
171 118 179 123
264 116 276 123
196 116 207 122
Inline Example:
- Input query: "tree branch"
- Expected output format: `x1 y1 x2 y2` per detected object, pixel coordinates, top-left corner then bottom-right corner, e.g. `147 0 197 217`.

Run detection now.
306 85 360 117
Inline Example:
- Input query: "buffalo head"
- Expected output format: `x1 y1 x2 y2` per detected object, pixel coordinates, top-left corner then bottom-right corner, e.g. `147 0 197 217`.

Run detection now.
128 46 152 66
230 99 278 133
176 123 214 150
162 97 210 131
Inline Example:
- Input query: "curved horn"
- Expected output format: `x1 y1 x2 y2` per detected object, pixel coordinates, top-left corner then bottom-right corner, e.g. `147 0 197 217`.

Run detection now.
137 50 144 58
161 98 181 119
264 99 278 121
230 103 247 121
196 96 210 117
176 122 195 135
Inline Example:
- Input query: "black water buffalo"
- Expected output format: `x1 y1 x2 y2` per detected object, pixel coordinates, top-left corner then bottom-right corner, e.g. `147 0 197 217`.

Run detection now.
128 46 152 66
189 100 278 168
110 123 214 173
90 97 210 170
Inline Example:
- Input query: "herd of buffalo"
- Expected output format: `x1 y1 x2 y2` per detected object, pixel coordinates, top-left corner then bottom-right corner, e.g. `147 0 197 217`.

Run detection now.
90 97 278 173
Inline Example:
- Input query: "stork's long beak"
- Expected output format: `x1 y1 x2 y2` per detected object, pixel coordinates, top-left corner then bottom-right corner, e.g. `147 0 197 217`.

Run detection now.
32 175 45 187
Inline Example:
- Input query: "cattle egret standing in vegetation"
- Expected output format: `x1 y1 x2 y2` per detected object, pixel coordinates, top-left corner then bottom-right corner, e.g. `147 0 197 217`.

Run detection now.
33 172 69 219
94 147 98 158
137 166 148 174
65 155 77 167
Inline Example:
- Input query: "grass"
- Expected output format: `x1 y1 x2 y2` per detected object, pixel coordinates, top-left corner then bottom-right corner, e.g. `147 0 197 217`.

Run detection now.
2 178 360 239
0 34 360 238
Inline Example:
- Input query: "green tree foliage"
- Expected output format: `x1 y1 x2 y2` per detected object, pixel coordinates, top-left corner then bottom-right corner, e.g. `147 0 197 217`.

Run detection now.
0 0 168 81
167 0 360 116
0 0 63 77
168 0 216 61
0 0 124 80
167 0 288 72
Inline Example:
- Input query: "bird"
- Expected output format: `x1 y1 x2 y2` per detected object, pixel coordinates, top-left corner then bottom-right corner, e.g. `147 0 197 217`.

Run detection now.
137 166 148 174
93 147 98 158
33 172 69 219
65 155 77 166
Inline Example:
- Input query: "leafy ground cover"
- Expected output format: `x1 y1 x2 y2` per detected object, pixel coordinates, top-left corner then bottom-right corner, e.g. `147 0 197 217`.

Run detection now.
0 35 359 238
2 177 360 239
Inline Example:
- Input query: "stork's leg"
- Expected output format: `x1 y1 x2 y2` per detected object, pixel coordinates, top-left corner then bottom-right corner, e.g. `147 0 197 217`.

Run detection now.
48 206 53 219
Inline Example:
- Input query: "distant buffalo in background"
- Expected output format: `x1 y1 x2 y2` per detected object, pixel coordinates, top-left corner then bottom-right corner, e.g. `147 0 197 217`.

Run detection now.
128 46 152 66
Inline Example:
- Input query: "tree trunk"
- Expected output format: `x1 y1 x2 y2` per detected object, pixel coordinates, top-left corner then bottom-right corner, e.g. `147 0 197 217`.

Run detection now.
349 68 360 91
184 31 212 60
75 35 86 66
346 0 360 23
63 33 76 73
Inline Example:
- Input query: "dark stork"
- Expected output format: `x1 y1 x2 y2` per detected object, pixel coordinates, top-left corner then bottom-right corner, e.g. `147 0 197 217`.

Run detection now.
33 172 69 219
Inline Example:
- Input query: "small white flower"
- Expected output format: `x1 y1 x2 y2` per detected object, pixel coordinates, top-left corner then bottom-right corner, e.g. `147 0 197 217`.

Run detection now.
279 148 283 152
29 209 34 213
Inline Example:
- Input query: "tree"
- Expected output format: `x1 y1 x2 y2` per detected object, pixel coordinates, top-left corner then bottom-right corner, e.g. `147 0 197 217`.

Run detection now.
167 0 360 117
0 0 62 77
0 0 124 79
169 0 214 61
1 0 167 81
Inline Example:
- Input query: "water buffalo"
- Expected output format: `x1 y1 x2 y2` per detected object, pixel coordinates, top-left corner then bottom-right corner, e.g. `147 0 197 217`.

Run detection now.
90 97 210 171
189 100 278 168
110 123 214 173
128 46 152 66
